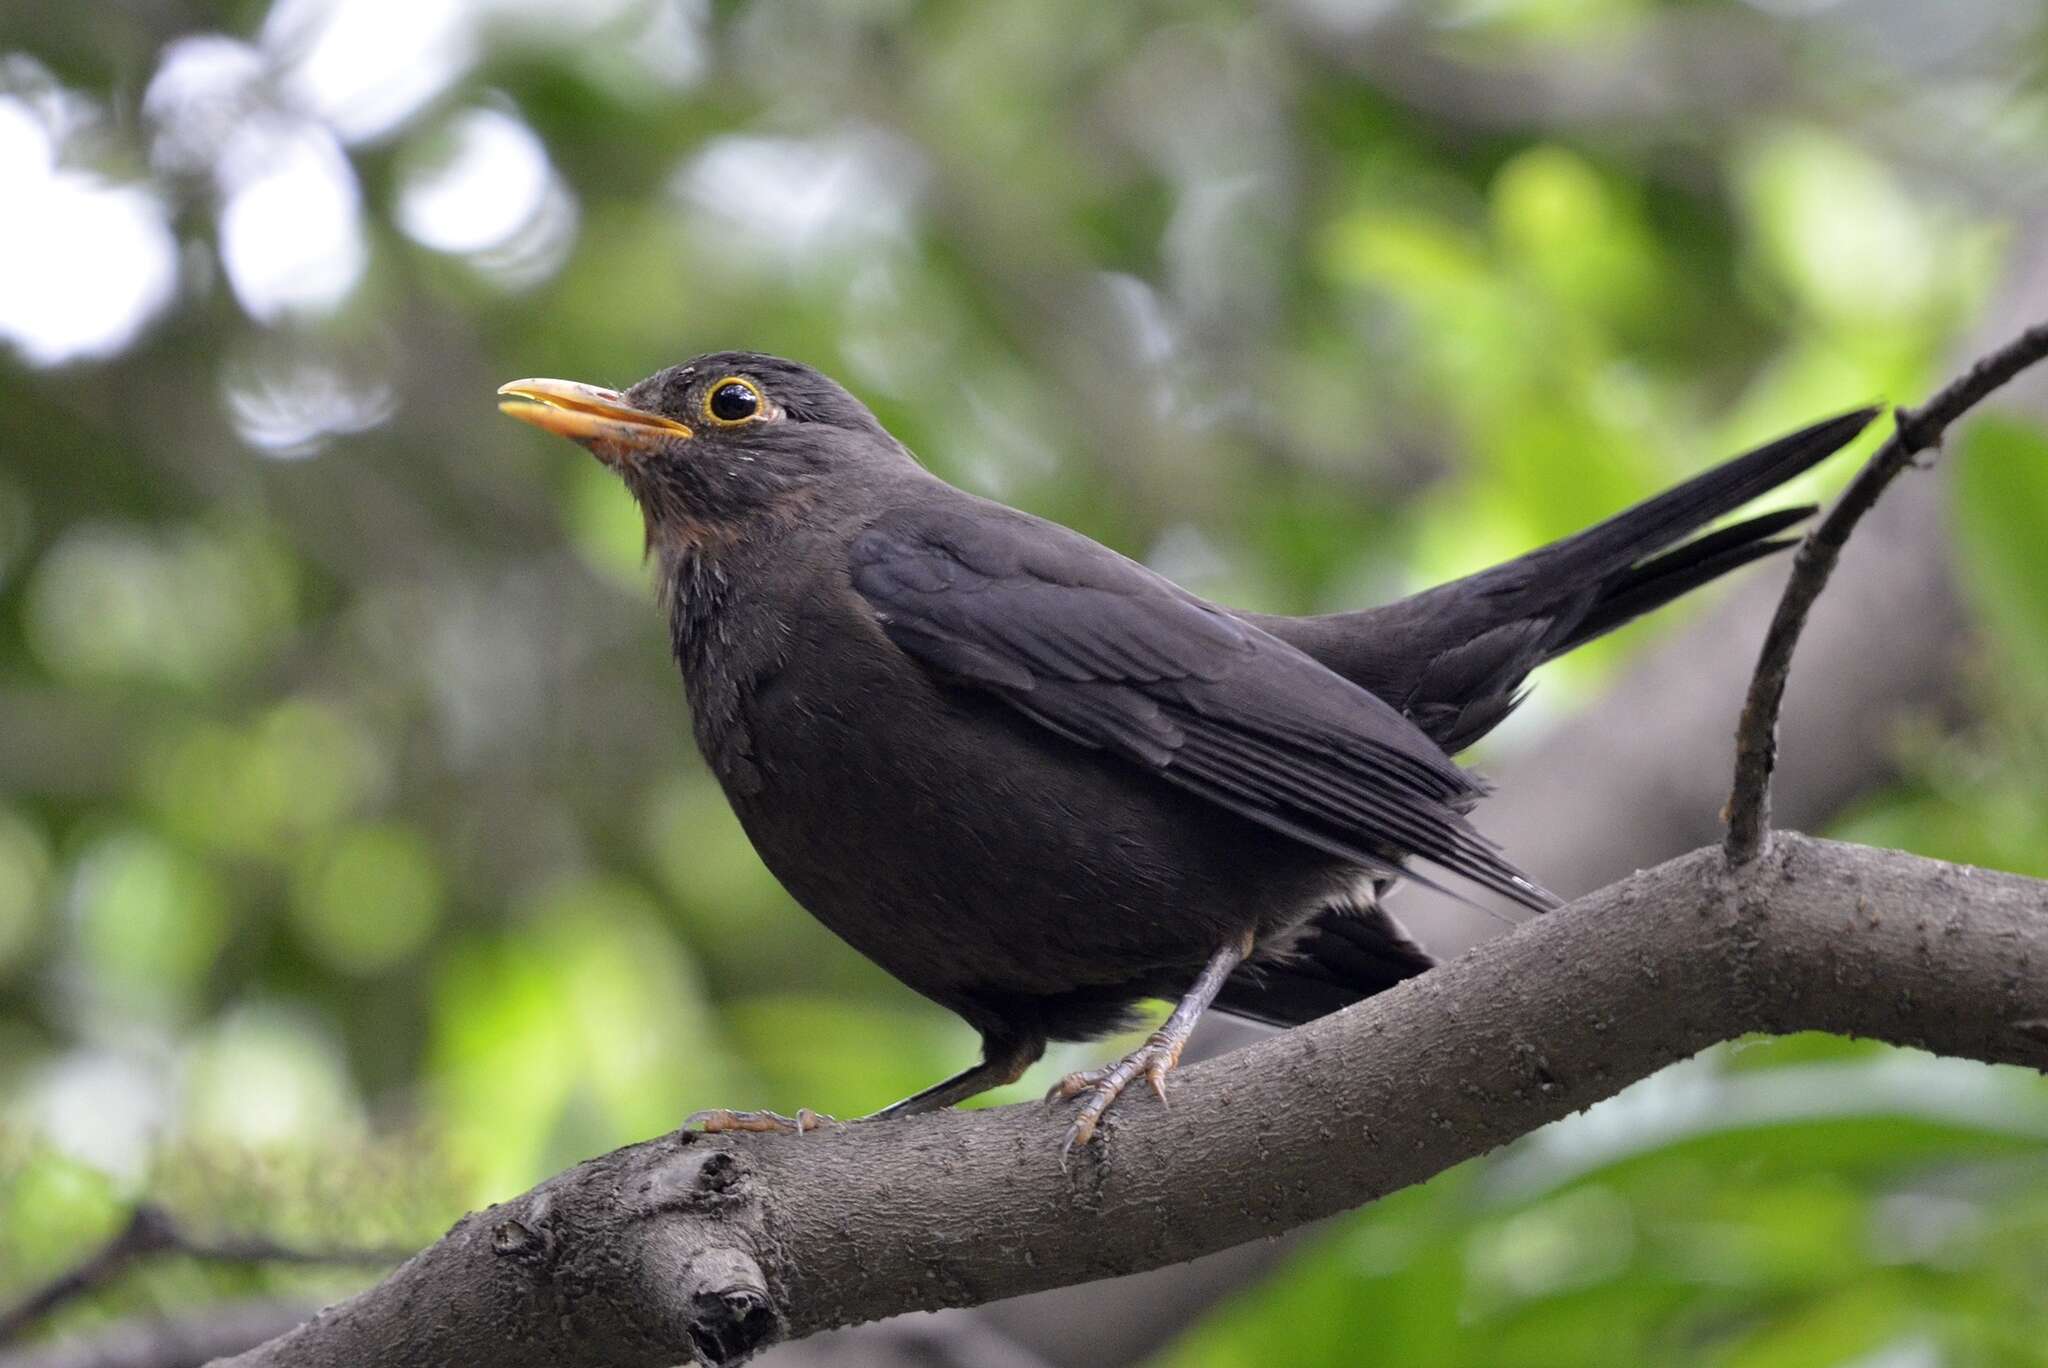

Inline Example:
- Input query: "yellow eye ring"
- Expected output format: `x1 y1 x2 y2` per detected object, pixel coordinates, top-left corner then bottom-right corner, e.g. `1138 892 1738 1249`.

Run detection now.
704 376 764 426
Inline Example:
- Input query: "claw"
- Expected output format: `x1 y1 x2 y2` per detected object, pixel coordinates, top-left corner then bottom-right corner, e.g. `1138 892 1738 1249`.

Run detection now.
1044 1067 1106 1106
1059 1111 1098 1167
686 1107 835 1135
1048 934 1250 1161
1047 1031 1183 1158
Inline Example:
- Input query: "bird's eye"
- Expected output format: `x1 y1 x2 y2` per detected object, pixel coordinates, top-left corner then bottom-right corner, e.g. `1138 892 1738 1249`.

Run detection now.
706 378 762 425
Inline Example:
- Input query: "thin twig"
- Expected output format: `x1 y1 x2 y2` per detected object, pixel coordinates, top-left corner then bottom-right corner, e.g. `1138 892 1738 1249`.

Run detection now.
1724 320 2048 865
0 1203 402 1348
0 1298 320 1368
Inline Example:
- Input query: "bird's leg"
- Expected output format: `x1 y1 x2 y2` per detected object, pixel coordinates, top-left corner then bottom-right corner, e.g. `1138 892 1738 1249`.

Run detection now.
687 1032 1042 1135
860 1031 1044 1121
1048 930 1254 1157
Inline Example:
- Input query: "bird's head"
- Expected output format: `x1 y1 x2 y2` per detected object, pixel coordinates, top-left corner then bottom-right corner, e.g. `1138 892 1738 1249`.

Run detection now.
498 351 905 546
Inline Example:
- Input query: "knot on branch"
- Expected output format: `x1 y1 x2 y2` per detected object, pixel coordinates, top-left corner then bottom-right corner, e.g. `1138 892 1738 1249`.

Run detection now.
491 1215 551 1263
675 1246 779 1366
632 1140 786 1362
635 1139 754 1215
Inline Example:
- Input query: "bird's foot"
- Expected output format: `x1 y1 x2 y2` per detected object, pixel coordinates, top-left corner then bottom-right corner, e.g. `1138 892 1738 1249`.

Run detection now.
1045 1030 1185 1159
686 1107 836 1135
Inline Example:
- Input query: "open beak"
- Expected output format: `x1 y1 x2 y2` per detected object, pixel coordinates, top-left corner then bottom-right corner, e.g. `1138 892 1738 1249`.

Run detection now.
497 377 692 461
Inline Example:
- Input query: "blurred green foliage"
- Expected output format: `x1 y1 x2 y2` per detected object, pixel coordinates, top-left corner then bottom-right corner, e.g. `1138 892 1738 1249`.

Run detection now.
3 0 2048 1362
1167 1037 2048 1367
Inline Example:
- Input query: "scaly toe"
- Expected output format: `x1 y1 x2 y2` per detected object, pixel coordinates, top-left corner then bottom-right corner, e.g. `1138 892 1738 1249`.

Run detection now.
1050 1046 1182 1157
686 1107 835 1135
1045 1068 1110 1105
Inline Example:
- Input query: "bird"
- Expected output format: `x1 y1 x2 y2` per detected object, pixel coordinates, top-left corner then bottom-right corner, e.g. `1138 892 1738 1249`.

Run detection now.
498 353 1874 1155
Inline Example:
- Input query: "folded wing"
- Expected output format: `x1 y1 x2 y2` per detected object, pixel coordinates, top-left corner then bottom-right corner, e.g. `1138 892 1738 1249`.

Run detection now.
850 504 1555 913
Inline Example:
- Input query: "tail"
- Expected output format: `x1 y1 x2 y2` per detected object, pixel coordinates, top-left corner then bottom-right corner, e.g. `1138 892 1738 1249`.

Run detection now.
1213 407 1877 1029
1442 406 1878 626
1215 890 1435 1027
1260 406 1878 752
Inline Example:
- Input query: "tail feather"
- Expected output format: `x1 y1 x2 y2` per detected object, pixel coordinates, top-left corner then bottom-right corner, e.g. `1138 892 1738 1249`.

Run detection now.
1221 407 1877 1024
1547 505 1812 658
1257 406 1877 743
1460 407 1877 613
1216 894 1434 1028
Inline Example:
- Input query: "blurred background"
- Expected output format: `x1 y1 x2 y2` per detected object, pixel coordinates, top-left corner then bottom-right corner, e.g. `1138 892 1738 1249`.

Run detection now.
3 0 2048 1364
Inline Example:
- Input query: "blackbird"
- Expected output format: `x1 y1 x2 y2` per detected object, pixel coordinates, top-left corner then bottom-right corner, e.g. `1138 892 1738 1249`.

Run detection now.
499 355 1874 1153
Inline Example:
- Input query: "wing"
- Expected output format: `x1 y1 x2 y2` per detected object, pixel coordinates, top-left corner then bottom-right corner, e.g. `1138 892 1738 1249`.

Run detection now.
849 503 1554 912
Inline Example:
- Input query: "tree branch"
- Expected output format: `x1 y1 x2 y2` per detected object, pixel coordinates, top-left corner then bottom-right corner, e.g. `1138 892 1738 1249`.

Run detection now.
1725 318 2048 864
0 1205 400 1351
1297 9 1799 133
209 834 2048 1368
0 1300 319 1368
198 304 2048 1368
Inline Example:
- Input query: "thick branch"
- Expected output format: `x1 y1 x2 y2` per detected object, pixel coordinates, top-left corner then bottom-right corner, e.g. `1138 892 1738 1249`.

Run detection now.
1725 319 2048 863
216 834 2048 1367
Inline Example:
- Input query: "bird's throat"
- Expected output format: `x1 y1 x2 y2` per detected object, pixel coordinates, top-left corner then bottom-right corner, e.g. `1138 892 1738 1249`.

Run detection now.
658 543 737 684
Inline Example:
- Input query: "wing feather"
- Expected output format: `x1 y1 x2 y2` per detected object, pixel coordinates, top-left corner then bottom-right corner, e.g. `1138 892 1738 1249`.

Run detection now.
850 506 1555 912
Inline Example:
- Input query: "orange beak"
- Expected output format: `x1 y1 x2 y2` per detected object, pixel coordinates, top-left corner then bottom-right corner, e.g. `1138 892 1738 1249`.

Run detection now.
496 377 693 461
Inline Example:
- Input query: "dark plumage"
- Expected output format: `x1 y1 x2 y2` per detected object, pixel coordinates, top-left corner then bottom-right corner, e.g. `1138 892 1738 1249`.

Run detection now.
498 353 1874 1149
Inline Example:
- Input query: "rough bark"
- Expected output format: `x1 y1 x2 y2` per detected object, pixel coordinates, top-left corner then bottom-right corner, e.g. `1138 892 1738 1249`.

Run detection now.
210 834 2048 1367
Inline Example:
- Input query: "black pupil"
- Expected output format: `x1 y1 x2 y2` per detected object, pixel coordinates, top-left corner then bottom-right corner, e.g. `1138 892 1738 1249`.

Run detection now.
710 382 758 422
